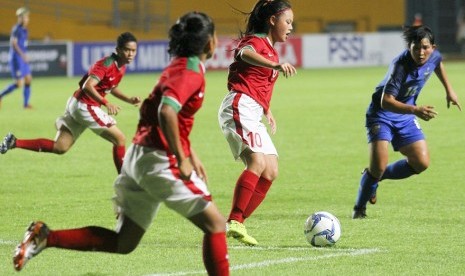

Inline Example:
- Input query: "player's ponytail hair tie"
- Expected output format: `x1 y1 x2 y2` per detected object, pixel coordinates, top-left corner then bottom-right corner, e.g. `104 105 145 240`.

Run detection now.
274 7 290 16
263 0 291 16
262 0 289 13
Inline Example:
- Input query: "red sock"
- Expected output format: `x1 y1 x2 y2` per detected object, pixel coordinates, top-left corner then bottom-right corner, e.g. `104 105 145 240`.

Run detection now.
243 177 272 219
203 232 229 276
47 226 118 252
228 170 259 223
113 145 125 174
16 139 54 152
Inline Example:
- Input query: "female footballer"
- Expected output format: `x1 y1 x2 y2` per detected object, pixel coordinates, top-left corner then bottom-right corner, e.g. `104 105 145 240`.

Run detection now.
0 7 33 109
218 0 296 246
352 25 461 219
1 32 141 174
13 12 229 275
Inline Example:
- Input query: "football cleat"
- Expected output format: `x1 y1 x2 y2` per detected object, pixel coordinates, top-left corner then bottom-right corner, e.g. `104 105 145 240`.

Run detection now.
227 220 258 246
13 221 49 271
352 206 367 219
1 132 17 154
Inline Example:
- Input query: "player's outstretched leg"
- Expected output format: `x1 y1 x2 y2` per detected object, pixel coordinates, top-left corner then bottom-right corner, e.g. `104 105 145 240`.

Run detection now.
13 221 49 271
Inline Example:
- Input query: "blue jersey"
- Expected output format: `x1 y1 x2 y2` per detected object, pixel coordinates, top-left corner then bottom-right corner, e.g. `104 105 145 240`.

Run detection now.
366 49 442 123
9 23 28 61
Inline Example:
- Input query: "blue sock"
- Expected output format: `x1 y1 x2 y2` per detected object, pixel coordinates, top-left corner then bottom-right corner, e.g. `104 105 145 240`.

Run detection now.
380 159 417 181
0 83 18 98
23 85 31 107
354 171 379 208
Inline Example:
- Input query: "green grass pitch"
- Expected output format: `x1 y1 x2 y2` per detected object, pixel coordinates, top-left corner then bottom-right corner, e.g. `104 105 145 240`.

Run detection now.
0 62 464 275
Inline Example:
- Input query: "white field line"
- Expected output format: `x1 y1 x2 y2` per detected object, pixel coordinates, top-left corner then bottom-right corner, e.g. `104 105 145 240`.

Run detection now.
145 248 382 276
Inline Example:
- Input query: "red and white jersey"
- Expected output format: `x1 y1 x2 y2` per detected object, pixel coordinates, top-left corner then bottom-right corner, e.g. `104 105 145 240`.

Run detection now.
132 56 206 157
73 53 126 106
227 34 279 112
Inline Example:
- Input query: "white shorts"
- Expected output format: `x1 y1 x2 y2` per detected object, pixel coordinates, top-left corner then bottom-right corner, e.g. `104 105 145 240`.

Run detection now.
113 144 212 230
55 97 116 139
218 91 278 160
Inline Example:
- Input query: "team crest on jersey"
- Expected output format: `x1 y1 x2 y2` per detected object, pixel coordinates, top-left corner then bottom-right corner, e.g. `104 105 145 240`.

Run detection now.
368 124 381 135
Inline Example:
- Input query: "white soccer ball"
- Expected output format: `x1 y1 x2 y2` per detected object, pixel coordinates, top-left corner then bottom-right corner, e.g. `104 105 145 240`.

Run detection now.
304 211 341 247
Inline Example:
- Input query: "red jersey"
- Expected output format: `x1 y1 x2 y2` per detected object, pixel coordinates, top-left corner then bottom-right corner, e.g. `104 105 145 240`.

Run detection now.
132 56 206 157
73 53 126 106
227 34 279 112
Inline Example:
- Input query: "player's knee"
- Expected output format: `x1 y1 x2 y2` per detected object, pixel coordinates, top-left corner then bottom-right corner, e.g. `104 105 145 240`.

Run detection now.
248 158 267 174
263 167 278 181
211 221 227 234
368 167 384 179
206 216 227 234
411 160 429 174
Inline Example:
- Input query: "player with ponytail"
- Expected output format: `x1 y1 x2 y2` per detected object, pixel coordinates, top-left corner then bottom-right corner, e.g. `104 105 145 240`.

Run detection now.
219 0 296 246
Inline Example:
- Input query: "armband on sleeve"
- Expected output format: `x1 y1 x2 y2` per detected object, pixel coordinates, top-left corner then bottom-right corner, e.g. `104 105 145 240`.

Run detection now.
237 45 255 60
161 96 181 113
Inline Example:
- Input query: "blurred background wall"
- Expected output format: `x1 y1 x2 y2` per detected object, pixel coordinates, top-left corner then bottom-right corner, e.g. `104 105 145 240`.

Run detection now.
1 0 406 40
1 0 463 53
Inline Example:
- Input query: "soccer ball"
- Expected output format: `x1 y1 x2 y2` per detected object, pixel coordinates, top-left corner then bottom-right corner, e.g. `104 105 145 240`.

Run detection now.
304 211 341 247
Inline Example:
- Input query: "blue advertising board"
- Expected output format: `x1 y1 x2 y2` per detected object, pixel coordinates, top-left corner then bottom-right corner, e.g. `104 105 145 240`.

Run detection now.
0 42 69 78
72 40 170 76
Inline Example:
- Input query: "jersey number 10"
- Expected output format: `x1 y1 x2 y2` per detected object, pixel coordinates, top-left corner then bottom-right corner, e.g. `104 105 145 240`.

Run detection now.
247 132 262 148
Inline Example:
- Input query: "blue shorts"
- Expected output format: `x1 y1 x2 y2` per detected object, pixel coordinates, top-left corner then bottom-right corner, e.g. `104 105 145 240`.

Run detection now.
366 116 425 151
9 57 31 79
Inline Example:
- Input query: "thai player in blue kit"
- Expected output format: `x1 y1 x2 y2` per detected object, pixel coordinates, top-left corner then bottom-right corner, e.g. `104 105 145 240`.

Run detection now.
352 25 461 219
0 7 33 109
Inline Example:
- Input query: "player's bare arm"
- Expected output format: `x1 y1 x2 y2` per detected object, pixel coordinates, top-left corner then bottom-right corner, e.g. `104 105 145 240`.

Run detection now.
83 76 121 115
381 93 437 121
265 109 277 135
190 148 208 183
240 48 297 78
159 104 192 180
110 87 141 106
434 62 462 111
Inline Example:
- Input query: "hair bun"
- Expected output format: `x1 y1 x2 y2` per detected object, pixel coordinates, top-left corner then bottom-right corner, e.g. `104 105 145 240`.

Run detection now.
184 16 204 33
